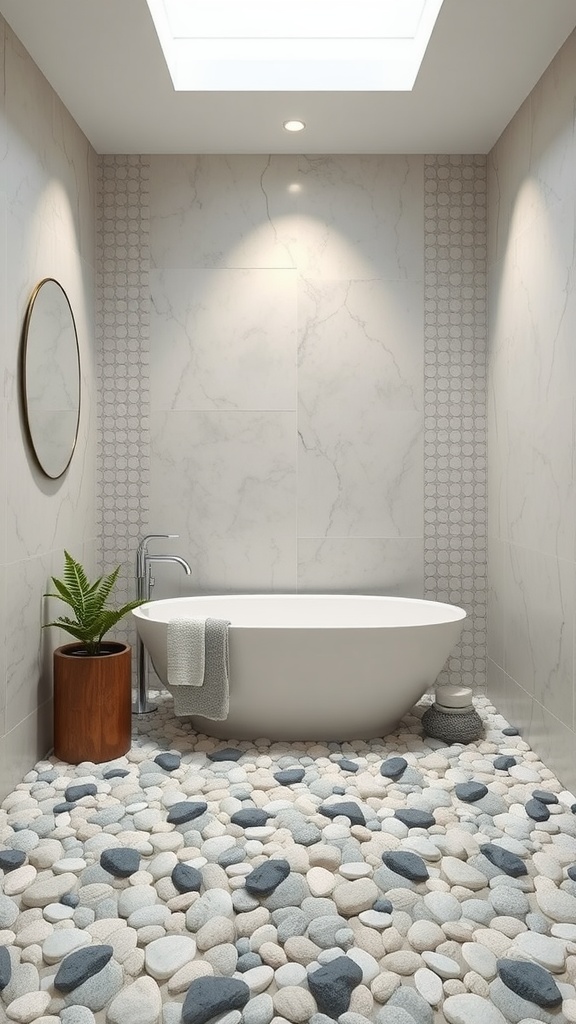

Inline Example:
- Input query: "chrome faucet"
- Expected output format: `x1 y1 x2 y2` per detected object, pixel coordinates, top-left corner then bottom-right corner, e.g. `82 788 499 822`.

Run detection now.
134 534 192 715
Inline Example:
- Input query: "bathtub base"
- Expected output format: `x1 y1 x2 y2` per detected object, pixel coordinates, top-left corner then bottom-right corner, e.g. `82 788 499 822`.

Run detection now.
189 712 405 742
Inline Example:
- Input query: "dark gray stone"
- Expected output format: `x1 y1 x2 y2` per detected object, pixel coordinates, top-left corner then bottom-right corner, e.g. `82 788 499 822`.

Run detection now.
154 752 181 772
380 757 407 778
54 945 114 993
54 802 75 814
338 759 359 773
100 848 140 878
37 770 58 782
236 952 262 971
502 726 520 736
65 784 97 802
497 958 562 1008
394 808 435 829
103 769 129 779
494 755 517 771
182 977 250 1024
207 748 244 762
567 866 576 882
318 802 366 827
480 843 528 877
381 851 429 882
332 786 346 795
532 790 558 804
373 898 393 913
167 801 208 825
218 847 245 867
0 946 11 990
245 859 291 895
60 893 80 908
235 938 250 955
0 849 26 871
455 781 489 803
307 956 363 1017
273 769 305 785
230 809 270 829
172 864 203 893
525 799 550 822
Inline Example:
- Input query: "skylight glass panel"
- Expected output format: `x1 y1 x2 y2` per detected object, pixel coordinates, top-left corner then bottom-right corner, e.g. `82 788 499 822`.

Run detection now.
146 0 444 91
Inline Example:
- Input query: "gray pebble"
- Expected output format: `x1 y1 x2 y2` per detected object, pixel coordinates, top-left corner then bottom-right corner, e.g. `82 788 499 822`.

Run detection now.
276 909 308 942
263 873 309 911
236 952 262 971
242 993 274 1024
60 1008 97 1024
389 985 434 1024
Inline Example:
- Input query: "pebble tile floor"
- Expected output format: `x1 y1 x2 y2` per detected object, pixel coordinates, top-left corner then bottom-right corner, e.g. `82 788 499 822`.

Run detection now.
1 693 576 1024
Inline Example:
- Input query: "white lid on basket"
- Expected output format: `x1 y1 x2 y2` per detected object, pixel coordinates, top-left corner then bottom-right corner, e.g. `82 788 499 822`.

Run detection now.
435 684 473 709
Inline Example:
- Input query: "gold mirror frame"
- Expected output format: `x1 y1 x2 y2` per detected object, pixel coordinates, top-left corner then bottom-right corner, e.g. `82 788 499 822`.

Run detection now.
21 278 81 480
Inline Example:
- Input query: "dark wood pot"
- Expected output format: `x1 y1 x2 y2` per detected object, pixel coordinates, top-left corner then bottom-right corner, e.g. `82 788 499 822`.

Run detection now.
53 641 132 764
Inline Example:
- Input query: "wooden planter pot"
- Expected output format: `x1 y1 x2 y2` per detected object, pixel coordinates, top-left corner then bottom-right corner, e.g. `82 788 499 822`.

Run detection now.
53 641 132 764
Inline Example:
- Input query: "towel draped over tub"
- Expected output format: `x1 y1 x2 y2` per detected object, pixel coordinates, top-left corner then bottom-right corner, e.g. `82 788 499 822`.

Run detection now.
166 617 230 720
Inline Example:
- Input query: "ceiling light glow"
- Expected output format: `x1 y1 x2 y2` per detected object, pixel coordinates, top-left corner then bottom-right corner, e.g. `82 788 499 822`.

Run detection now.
283 120 306 132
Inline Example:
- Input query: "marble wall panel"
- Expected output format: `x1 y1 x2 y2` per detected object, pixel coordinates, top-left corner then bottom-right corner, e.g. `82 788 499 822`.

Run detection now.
487 27 576 787
149 155 299 270
298 539 424 597
150 268 297 412
503 543 573 723
295 155 423 279
150 411 298 594
0 17 97 797
298 408 423 539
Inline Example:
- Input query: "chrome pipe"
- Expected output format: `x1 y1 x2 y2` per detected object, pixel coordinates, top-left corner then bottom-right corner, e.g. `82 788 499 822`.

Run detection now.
132 535 192 716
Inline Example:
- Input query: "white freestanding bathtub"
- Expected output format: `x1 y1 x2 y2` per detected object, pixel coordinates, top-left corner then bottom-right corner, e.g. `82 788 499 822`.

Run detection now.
132 595 466 740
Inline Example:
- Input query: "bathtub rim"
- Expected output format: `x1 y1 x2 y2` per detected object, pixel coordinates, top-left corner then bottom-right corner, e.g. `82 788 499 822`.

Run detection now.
132 593 467 629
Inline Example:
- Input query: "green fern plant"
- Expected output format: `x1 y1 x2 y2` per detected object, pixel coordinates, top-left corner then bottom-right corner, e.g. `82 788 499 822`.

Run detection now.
43 551 145 656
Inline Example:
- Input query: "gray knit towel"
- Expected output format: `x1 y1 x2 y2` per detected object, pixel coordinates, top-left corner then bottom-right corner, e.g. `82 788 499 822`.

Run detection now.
167 617 205 687
170 617 230 720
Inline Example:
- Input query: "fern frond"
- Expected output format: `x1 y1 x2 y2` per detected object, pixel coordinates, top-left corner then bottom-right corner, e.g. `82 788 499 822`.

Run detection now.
44 552 145 653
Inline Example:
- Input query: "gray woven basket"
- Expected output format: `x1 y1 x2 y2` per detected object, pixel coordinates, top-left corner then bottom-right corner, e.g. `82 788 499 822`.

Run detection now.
421 703 483 744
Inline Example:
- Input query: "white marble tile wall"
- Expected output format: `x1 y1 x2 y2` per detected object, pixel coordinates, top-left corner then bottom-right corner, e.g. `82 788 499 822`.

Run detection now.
487 27 576 792
99 152 487 696
146 154 425 600
0 17 98 800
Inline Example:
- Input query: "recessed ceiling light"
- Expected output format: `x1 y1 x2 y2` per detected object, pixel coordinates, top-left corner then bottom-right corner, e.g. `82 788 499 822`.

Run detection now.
283 119 306 132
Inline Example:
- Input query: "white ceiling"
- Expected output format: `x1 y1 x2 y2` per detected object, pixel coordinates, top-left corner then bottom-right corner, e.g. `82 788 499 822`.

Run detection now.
1 0 575 154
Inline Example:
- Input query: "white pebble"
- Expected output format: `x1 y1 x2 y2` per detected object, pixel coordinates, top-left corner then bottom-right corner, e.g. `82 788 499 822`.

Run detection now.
415 966 443 1005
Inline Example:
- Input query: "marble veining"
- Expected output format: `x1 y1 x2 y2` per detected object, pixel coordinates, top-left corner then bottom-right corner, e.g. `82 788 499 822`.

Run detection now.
150 268 297 413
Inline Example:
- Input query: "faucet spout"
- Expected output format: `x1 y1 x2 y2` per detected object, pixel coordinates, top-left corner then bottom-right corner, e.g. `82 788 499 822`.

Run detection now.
145 555 192 575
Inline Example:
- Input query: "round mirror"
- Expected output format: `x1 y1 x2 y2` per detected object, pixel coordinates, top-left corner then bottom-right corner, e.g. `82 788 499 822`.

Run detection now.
21 278 81 479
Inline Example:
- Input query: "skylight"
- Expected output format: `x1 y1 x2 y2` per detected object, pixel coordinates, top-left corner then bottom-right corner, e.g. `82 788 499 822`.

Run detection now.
145 0 445 91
